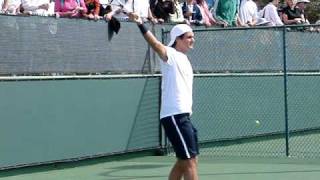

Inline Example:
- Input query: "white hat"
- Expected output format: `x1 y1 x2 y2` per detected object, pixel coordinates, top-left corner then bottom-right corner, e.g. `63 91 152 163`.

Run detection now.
296 0 310 3
167 24 193 47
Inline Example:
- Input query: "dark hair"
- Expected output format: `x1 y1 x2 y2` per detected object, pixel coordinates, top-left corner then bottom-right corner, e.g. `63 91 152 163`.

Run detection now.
151 0 176 22
171 33 186 47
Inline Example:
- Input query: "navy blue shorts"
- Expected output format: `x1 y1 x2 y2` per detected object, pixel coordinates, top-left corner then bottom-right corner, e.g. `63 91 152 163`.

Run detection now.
161 113 199 159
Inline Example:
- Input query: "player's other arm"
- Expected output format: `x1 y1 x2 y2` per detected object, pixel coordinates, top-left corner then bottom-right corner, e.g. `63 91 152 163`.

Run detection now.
128 12 168 62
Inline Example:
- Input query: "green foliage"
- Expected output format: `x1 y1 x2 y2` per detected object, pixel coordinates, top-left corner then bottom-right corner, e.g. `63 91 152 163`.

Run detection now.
305 1 320 23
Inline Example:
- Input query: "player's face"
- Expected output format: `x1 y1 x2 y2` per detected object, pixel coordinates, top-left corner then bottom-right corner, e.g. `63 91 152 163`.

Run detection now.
177 32 195 53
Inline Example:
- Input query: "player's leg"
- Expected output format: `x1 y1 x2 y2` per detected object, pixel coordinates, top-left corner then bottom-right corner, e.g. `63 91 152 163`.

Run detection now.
161 113 199 180
168 160 184 180
182 157 198 180
168 158 198 180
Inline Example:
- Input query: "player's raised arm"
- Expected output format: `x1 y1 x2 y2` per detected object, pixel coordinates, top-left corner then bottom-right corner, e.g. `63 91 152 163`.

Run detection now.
128 12 168 62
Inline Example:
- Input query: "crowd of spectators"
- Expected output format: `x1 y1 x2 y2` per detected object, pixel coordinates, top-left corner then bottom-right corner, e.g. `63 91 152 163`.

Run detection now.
0 0 319 30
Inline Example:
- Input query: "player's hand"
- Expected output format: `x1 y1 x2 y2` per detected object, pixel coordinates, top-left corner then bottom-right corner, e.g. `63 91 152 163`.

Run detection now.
128 12 142 25
104 12 113 21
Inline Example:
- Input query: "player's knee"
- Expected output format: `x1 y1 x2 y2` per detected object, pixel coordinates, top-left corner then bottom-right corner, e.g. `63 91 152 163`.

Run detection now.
178 158 197 170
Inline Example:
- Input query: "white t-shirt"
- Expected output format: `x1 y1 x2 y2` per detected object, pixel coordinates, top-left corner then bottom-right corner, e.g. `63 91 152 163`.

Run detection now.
21 0 54 16
0 0 4 10
110 0 133 20
262 3 283 26
110 0 149 20
133 0 149 18
239 0 258 24
160 46 193 119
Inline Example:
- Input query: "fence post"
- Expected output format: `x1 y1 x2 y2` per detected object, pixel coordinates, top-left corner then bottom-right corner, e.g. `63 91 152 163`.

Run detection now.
159 27 167 154
282 26 290 157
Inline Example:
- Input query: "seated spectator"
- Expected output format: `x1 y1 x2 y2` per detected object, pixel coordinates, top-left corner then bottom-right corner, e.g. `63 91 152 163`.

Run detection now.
259 0 283 26
206 0 215 9
5 0 22 14
129 0 158 23
149 0 175 23
133 0 149 20
21 0 55 16
98 0 112 17
104 0 133 21
196 0 216 27
103 0 157 23
54 0 87 18
168 0 187 23
294 0 310 24
238 0 258 26
281 0 303 25
315 19 320 32
182 0 203 26
146 5 160 24
83 0 100 20
213 0 242 27
1 0 8 12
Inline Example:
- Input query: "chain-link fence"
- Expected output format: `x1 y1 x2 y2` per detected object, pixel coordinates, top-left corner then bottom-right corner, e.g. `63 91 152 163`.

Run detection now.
161 24 320 159
1 15 320 159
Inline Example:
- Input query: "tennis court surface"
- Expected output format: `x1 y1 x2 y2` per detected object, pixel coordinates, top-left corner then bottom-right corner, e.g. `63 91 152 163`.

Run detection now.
1 153 320 180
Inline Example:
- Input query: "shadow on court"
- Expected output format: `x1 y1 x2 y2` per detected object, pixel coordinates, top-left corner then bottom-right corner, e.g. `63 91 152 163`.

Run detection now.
200 169 320 176
2 155 320 180
0 151 161 178
99 164 168 179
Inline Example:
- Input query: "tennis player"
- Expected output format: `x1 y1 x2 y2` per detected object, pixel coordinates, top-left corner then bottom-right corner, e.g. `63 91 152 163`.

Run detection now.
128 12 199 180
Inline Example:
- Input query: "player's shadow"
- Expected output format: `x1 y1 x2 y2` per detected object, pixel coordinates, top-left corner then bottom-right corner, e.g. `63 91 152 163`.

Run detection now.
99 164 168 179
200 169 320 176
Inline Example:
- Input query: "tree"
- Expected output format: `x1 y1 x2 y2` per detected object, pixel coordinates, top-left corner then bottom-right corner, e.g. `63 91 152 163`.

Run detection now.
305 0 320 23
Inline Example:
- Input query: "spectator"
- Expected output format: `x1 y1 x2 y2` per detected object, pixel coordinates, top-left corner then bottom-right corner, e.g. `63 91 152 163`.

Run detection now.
149 0 175 23
83 0 100 20
238 0 258 26
294 0 310 24
5 0 22 14
206 0 215 9
133 0 149 20
182 0 203 26
315 19 320 32
196 0 216 27
213 0 241 27
55 0 87 18
169 0 186 23
104 0 133 21
103 0 155 23
1 0 8 12
98 0 112 17
260 0 283 26
281 0 303 25
21 0 54 16
146 5 160 24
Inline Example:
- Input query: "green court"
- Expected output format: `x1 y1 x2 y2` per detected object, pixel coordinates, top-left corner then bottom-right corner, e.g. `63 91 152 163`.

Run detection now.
2 131 320 180
1 154 320 180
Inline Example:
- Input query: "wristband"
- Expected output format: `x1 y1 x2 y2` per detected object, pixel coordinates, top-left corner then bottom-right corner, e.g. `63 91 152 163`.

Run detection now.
138 23 148 35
